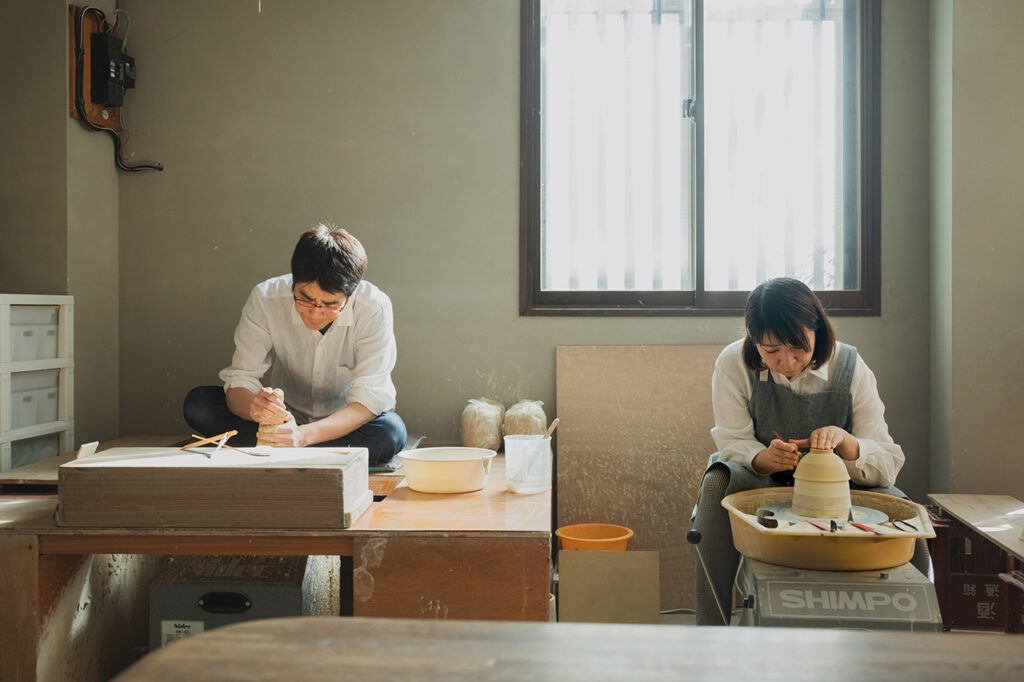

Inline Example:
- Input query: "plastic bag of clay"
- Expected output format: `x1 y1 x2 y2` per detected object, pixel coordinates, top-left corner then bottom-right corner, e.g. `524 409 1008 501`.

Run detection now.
461 398 504 450
504 399 547 436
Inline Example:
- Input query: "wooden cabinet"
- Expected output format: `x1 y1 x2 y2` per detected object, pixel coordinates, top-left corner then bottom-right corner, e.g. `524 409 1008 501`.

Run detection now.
0 294 74 471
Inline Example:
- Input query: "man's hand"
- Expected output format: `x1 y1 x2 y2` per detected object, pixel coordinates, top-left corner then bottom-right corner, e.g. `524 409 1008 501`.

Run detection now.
250 387 288 425
258 414 307 448
752 438 801 475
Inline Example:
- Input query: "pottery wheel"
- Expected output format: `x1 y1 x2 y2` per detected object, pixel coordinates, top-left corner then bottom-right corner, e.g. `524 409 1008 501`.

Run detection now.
757 502 889 525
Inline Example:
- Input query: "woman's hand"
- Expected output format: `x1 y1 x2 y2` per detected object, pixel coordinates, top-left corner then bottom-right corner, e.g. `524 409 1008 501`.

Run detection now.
752 438 801 475
791 426 859 460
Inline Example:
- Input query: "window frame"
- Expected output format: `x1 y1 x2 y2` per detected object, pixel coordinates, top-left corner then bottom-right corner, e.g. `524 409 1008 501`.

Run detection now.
519 0 881 317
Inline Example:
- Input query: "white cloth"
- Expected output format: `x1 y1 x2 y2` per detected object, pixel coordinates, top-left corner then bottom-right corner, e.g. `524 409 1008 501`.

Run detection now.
710 338 904 488
219 274 397 420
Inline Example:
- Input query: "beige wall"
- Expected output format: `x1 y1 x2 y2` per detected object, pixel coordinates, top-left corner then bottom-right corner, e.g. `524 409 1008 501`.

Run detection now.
930 0 953 494
947 1 1024 498
115 0 937 500
0 0 119 445
67 0 121 444
0 0 68 295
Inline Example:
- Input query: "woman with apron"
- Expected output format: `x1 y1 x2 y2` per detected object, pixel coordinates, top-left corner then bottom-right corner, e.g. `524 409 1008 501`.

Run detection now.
691 277 928 625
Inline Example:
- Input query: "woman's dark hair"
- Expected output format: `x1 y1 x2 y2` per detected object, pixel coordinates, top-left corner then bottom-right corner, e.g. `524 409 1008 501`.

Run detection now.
741 277 836 372
290 224 367 296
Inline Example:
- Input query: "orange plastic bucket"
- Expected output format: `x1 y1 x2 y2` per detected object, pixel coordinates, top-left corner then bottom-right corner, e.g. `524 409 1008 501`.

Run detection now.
555 523 634 551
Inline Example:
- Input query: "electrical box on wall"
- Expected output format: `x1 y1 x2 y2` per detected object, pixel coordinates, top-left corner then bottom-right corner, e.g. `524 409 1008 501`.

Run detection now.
68 5 119 131
90 32 136 107
68 5 162 172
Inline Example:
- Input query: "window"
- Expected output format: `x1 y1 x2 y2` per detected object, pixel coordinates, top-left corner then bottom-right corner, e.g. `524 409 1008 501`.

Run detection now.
520 0 880 315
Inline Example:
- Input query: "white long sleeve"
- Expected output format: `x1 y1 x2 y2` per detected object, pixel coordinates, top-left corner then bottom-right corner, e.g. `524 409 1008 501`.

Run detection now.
710 339 904 487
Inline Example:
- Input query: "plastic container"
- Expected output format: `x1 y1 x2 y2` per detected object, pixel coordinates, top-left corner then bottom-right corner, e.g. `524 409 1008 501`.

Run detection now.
11 369 59 392
11 433 61 468
556 523 634 551
34 325 59 359
12 326 37 361
721 487 935 571
36 387 59 424
504 434 551 494
11 305 58 326
11 391 37 429
398 447 496 493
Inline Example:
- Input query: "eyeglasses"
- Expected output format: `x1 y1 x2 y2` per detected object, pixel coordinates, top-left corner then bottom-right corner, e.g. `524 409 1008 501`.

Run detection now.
293 294 347 314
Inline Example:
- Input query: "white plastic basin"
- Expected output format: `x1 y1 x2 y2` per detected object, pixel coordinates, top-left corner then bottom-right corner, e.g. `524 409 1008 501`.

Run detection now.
398 447 496 493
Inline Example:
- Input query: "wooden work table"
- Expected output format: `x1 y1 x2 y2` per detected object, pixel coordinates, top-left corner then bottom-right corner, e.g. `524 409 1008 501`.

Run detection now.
928 494 1024 561
0 455 551 682
927 493 1024 632
114 615 1024 682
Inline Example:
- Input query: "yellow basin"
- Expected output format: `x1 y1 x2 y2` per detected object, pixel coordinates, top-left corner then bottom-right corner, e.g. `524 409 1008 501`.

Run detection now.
721 487 935 571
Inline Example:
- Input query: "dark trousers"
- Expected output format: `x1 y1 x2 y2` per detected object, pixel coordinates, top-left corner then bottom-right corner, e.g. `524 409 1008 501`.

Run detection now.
183 385 407 465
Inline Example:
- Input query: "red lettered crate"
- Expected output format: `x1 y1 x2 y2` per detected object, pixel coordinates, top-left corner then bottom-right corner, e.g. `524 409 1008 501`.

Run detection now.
929 506 1023 632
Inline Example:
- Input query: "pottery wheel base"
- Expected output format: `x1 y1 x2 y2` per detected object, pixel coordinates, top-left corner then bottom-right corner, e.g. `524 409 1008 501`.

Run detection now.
757 502 889 525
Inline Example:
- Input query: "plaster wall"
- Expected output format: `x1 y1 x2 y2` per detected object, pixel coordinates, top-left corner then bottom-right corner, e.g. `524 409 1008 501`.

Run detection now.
67 0 121 444
948 0 1024 498
929 0 953 494
116 0 936 499
0 0 68 295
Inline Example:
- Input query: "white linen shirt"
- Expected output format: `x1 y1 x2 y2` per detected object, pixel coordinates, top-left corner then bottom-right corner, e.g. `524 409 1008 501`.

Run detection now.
218 275 397 421
711 339 904 488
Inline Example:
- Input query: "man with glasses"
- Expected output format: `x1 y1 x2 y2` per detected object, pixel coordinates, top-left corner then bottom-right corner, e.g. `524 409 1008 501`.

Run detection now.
183 224 407 465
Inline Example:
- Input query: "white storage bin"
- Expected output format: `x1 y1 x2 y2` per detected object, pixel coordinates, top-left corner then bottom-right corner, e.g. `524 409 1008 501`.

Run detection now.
11 369 59 393
12 326 37 361
35 325 59 359
11 433 61 469
11 305 58 326
11 391 37 429
37 387 59 424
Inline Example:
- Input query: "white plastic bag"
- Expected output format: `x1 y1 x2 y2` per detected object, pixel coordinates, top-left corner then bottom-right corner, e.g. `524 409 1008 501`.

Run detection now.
461 398 504 450
504 399 547 436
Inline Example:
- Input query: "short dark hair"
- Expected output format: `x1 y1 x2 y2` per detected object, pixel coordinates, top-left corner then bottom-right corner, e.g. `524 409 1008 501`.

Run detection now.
741 277 836 372
290 224 367 296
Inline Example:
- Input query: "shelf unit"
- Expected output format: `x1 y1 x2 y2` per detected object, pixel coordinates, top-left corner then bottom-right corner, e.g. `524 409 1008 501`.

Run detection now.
0 294 74 471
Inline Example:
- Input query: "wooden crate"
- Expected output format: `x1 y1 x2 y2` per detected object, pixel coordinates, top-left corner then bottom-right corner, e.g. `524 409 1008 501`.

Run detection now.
56 446 372 529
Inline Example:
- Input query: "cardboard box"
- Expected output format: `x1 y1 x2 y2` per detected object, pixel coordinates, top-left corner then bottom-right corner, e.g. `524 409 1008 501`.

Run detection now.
557 550 660 624
56 446 372 528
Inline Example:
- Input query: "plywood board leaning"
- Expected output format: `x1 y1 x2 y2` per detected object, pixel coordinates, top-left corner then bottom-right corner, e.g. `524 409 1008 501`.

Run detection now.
556 345 722 612
56 447 372 529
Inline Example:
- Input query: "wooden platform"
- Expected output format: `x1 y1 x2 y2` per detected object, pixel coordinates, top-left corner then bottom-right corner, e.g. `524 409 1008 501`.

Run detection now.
56 446 372 529
0 435 408 499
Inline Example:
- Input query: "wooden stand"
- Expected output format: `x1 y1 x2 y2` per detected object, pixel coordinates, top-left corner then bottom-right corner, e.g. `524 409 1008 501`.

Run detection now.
0 451 552 681
928 494 1024 632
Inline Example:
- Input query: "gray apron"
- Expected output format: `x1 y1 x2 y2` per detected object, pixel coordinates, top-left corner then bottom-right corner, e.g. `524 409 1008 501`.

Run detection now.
702 343 903 499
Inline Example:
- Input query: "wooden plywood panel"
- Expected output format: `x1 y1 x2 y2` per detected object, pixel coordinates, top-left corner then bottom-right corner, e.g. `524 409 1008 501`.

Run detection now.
556 345 722 611
352 536 551 621
0 534 39 682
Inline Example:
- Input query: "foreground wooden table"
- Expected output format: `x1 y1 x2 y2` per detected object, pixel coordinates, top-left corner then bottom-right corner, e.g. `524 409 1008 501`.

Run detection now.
114 615 1024 682
0 456 551 681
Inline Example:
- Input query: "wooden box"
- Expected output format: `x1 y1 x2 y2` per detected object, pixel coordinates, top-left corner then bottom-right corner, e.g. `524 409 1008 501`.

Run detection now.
55 446 372 528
